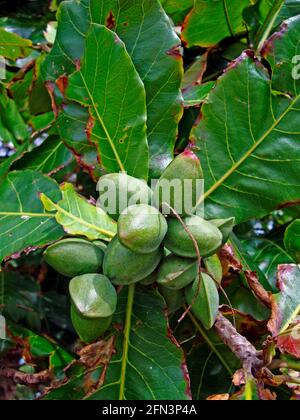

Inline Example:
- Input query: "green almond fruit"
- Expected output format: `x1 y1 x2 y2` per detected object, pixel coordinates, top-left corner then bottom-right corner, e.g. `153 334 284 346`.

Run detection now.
158 286 185 314
118 204 167 254
103 237 163 285
164 216 223 259
69 274 117 319
71 304 112 344
98 173 153 221
209 217 235 245
43 238 104 277
157 254 198 290
204 254 223 284
185 273 219 330
154 150 204 216
93 240 107 253
140 270 158 286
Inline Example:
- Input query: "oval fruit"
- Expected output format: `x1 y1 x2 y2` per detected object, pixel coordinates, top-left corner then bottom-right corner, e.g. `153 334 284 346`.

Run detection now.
164 216 223 258
98 173 153 221
209 217 235 245
43 238 104 277
103 237 163 285
71 304 112 344
93 240 107 253
154 150 203 216
140 270 158 286
204 254 223 284
69 274 117 318
157 254 198 290
185 273 219 330
118 204 167 254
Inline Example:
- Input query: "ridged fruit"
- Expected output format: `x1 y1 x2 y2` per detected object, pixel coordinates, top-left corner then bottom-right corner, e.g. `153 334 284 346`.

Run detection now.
209 217 235 245
103 237 163 285
98 173 153 221
154 150 203 216
71 304 112 344
69 274 117 318
157 254 198 290
118 204 167 254
43 238 104 277
164 216 223 258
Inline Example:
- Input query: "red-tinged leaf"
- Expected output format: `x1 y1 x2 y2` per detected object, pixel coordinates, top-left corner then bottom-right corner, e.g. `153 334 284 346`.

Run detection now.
268 265 300 336
244 271 272 308
218 244 243 276
42 0 183 178
65 24 149 179
182 0 250 48
277 319 300 359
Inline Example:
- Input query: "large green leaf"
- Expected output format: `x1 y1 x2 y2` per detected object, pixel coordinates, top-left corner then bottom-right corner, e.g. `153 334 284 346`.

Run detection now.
0 28 32 59
182 0 251 47
246 0 300 49
187 336 239 399
41 0 90 82
11 136 73 174
249 0 286 50
0 171 64 262
56 102 99 175
284 219 300 261
91 0 183 177
160 0 194 24
194 17 300 223
257 0 300 24
229 234 273 291
44 287 190 400
43 0 183 177
0 88 29 145
65 24 149 179
222 277 270 321
41 183 117 241
243 238 295 291
268 264 300 335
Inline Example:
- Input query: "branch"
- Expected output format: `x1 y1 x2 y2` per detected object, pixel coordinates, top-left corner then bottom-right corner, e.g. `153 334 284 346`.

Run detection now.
0 367 51 386
215 314 263 373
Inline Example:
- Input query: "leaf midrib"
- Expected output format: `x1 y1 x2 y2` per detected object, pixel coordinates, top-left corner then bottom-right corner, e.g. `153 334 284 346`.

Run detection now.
198 93 300 205
0 43 30 47
119 284 135 400
78 32 126 174
41 195 115 238
0 212 54 218
222 0 234 37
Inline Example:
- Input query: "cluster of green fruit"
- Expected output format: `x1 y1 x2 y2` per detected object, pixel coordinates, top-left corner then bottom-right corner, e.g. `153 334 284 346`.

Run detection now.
43 151 234 343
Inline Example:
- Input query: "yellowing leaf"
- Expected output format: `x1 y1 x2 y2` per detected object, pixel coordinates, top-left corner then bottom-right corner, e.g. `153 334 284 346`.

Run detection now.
40 183 117 241
0 28 32 60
